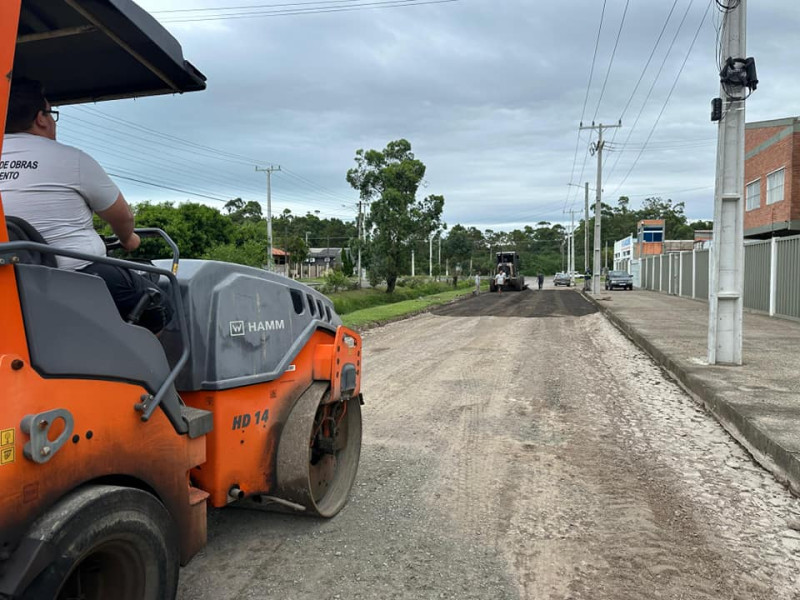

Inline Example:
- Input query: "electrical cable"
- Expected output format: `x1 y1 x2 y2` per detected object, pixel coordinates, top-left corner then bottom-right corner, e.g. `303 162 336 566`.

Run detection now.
157 0 460 23
565 0 607 212
591 0 631 123
604 0 699 184
608 0 713 199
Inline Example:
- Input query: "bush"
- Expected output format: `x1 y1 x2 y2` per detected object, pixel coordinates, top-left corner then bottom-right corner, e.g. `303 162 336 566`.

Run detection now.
320 269 351 294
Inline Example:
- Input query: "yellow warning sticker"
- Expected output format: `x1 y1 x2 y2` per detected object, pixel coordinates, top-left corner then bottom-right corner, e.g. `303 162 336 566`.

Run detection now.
0 446 14 465
0 429 13 447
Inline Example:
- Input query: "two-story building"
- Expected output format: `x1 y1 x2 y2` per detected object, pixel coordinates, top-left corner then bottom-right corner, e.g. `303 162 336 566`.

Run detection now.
744 117 800 238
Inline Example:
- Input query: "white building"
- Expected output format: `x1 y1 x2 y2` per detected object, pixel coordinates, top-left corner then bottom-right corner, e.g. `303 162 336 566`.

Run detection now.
613 235 635 272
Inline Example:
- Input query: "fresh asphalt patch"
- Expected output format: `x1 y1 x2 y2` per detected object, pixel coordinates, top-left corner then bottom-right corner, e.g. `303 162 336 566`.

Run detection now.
431 288 598 318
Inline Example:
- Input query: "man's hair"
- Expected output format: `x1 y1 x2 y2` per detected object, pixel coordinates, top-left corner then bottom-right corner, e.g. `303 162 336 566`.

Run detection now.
6 78 47 134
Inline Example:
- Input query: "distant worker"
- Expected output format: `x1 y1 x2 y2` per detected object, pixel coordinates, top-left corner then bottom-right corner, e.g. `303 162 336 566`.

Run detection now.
0 78 172 334
494 267 506 293
537 272 544 290
474 273 481 295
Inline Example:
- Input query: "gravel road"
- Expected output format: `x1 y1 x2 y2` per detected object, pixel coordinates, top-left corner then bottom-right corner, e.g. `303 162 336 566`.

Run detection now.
178 288 800 600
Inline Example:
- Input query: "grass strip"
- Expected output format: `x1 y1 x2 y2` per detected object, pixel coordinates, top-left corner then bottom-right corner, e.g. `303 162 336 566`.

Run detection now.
341 286 478 329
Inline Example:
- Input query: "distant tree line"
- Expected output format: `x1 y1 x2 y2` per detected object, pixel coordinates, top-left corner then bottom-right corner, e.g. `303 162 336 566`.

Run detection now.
95 140 711 289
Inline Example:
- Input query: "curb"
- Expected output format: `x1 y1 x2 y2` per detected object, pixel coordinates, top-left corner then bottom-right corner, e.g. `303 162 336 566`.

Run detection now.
582 290 800 496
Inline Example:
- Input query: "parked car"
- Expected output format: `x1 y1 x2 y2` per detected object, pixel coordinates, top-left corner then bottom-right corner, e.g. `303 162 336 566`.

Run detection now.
553 272 572 287
605 270 633 290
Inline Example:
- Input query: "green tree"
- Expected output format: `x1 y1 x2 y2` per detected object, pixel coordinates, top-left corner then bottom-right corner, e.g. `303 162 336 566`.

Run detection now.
341 248 354 277
444 225 473 276
346 139 444 293
132 201 235 259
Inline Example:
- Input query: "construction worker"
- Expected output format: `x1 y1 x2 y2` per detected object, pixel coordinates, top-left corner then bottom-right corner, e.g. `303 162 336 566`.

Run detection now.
0 78 172 333
494 266 506 293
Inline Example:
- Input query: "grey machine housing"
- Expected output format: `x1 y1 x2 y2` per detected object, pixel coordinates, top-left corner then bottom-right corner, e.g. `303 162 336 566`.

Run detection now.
156 260 341 392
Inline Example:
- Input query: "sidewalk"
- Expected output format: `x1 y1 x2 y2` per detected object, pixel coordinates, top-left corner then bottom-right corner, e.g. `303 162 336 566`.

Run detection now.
585 289 800 495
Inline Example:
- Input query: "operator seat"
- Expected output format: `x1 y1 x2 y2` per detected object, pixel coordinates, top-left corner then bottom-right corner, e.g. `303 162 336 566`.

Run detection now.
4 215 58 268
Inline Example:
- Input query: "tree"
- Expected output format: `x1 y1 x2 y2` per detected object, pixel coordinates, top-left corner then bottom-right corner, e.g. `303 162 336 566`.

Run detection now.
444 225 473 277
341 248 354 277
132 201 235 259
224 198 263 224
346 139 444 293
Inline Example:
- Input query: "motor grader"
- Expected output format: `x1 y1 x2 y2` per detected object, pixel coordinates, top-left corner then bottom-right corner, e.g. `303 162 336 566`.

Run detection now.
0 2 363 598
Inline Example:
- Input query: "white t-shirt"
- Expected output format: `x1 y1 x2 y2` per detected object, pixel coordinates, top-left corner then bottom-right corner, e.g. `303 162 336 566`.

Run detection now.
0 133 119 270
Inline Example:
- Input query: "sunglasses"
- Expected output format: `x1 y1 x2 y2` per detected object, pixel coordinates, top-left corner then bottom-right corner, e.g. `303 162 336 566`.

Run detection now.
42 109 59 122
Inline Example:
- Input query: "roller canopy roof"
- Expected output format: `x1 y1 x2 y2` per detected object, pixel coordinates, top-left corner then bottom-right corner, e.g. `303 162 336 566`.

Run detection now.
13 0 207 105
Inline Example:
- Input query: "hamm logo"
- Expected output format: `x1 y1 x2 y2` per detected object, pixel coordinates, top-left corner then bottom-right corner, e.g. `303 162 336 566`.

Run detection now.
229 320 286 336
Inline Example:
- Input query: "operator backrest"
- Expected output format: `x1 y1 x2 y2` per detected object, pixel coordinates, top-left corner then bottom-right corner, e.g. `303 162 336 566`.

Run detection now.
4 215 58 268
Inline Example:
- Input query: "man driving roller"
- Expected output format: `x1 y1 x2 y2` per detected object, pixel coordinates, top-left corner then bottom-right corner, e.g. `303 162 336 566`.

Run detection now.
0 78 171 334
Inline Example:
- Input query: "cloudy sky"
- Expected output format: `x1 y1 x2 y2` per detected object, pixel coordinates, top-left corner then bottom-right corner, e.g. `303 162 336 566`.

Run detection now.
56 0 800 233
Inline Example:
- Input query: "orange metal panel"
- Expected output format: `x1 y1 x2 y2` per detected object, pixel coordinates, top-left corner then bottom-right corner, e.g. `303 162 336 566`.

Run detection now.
0 356 207 561
0 2 30 364
180 328 358 508
0 0 21 244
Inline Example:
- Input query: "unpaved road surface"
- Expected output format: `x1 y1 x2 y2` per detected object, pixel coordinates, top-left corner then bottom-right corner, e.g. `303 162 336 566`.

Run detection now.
179 288 800 600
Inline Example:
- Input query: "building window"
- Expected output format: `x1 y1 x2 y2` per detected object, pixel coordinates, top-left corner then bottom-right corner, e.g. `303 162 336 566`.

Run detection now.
766 168 785 205
746 179 761 211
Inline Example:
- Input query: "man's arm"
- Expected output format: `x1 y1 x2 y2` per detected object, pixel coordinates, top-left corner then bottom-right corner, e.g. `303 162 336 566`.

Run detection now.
96 194 140 251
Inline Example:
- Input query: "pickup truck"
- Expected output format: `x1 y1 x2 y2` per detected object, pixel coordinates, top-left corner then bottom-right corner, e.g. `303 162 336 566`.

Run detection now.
605 270 634 290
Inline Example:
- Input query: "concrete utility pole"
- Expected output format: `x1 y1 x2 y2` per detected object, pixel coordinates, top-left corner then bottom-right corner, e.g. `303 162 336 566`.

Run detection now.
708 0 749 365
356 200 363 288
429 234 433 277
566 209 578 283
584 182 590 273
580 121 621 295
411 247 415 277
255 165 281 271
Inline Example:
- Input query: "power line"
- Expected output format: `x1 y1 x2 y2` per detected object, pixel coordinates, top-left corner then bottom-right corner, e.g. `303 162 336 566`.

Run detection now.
565 0 607 212
606 0 681 154
604 0 699 185
153 0 413 12
591 0 631 123
157 0 460 23
69 106 356 205
609 0 713 198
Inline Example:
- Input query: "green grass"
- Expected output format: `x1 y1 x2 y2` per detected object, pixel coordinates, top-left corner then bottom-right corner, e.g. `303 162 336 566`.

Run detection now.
340 285 479 328
327 280 475 315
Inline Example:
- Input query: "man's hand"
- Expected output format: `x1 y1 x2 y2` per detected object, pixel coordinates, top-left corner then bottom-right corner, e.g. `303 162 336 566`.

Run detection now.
120 232 141 252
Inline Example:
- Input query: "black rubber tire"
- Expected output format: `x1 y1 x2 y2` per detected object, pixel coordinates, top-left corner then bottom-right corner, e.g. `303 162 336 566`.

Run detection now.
23 485 179 600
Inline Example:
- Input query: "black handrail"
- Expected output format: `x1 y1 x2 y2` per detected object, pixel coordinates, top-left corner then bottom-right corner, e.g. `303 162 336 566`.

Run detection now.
0 238 190 430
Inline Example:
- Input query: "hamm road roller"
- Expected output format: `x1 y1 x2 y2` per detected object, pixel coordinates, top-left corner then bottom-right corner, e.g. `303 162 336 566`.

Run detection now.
0 2 363 598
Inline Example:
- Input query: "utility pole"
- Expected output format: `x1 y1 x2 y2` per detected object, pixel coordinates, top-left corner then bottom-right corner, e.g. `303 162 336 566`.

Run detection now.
580 121 621 295
584 182 589 273
305 231 311 279
708 0 754 365
255 164 281 271
411 247 415 277
567 209 577 283
356 200 363 288
429 235 433 277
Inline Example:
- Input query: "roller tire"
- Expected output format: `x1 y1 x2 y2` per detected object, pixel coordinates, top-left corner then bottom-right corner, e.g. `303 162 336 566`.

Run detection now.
275 382 362 518
22 485 179 600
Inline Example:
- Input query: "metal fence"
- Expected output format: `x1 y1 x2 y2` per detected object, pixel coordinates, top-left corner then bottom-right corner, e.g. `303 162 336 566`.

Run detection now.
744 240 770 313
638 234 800 320
776 236 800 319
680 252 692 298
